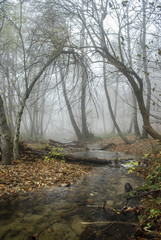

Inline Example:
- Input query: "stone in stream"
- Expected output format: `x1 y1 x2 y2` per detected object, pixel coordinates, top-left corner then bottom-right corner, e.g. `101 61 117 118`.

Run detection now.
125 183 133 192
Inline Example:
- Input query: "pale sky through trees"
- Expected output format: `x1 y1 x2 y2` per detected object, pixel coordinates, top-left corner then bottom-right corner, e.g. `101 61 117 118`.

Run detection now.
0 0 161 148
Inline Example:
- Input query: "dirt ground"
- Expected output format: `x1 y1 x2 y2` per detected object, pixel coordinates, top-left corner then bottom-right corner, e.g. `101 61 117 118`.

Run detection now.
0 135 160 204
99 135 159 156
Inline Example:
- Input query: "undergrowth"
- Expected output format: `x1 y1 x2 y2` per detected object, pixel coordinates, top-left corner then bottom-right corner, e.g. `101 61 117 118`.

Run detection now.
44 146 66 163
128 140 161 238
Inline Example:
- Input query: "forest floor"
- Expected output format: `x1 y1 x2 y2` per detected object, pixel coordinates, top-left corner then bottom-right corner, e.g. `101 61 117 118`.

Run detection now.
0 135 160 204
99 135 161 239
0 135 161 239
98 134 159 155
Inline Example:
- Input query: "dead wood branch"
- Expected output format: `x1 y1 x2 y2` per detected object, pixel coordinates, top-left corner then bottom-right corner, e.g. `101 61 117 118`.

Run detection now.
127 189 161 201
49 139 85 148
100 143 116 150
81 221 138 226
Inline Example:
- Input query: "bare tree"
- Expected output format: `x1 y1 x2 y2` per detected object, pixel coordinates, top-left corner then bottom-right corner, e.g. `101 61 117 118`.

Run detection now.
54 0 161 141
13 52 62 157
141 0 151 138
0 0 74 157
0 0 12 164
111 75 119 134
0 92 12 165
103 61 132 144
125 3 140 136
59 60 83 140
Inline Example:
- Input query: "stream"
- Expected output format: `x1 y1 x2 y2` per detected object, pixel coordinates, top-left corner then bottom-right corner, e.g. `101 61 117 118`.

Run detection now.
0 149 143 240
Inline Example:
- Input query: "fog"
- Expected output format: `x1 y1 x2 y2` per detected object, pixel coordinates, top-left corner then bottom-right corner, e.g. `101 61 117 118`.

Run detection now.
0 0 161 146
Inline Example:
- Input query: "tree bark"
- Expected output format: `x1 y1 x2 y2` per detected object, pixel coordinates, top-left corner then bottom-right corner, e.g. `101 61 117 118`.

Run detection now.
141 0 151 138
121 69 161 141
61 71 83 140
80 11 92 140
126 5 140 137
81 69 91 139
13 52 61 158
132 91 140 136
103 62 132 144
111 76 119 134
0 95 12 165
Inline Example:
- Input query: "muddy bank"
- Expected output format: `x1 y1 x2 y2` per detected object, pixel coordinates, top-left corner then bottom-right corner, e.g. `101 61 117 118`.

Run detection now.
0 163 144 240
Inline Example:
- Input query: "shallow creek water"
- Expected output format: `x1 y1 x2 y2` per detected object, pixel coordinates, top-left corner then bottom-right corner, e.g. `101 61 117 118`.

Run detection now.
0 160 143 240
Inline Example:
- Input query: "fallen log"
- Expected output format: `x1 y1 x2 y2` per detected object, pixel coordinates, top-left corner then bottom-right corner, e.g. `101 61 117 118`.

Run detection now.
49 139 85 148
20 147 50 162
21 144 135 165
100 143 116 150
54 153 135 165
59 153 114 165
22 147 49 155
20 145 111 165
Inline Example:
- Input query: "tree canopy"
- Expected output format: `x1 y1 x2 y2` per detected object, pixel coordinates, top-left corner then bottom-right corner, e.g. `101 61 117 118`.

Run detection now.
0 0 161 164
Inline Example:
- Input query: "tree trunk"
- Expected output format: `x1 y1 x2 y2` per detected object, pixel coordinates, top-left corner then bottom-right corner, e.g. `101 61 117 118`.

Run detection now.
55 0 161 141
102 106 107 135
141 0 151 138
60 67 83 140
126 5 140 137
0 95 12 165
103 63 132 144
122 70 161 141
132 91 140 136
111 76 119 134
13 53 60 158
81 66 91 139
128 118 133 134
80 17 92 140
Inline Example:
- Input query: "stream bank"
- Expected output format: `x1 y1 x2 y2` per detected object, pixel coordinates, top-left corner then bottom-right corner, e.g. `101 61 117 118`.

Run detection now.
1 137 160 239
0 161 144 240
2 138 159 240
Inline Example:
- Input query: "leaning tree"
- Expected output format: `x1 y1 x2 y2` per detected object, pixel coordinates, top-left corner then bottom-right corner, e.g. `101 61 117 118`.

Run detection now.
54 0 161 141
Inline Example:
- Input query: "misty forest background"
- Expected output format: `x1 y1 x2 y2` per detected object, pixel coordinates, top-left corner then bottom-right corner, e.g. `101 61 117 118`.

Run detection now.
0 0 161 165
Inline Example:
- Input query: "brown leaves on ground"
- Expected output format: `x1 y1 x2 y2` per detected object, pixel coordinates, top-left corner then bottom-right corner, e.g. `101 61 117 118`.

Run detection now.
0 135 160 204
99 135 160 156
0 155 92 203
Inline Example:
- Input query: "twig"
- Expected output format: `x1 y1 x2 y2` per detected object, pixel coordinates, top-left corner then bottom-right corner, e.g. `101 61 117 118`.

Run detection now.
127 189 161 200
27 206 79 239
137 229 161 238
81 221 138 226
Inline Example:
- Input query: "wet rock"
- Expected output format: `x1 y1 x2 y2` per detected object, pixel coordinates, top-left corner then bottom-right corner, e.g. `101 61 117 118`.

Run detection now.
125 183 133 192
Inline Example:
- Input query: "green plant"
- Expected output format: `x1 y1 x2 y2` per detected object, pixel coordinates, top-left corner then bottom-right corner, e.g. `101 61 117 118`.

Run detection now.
44 146 65 162
149 208 161 219
36 144 44 150
134 150 161 236
125 160 139 173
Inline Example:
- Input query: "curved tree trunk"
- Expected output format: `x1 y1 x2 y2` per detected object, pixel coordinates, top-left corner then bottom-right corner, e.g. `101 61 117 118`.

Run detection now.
60 68 83 140
54 0 161 142
103 63 132 144
0 95 12 165
13 53 60 158
122 70 161 141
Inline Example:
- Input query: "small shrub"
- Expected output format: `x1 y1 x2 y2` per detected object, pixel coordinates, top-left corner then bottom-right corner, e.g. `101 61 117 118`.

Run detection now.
44 146 65 162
